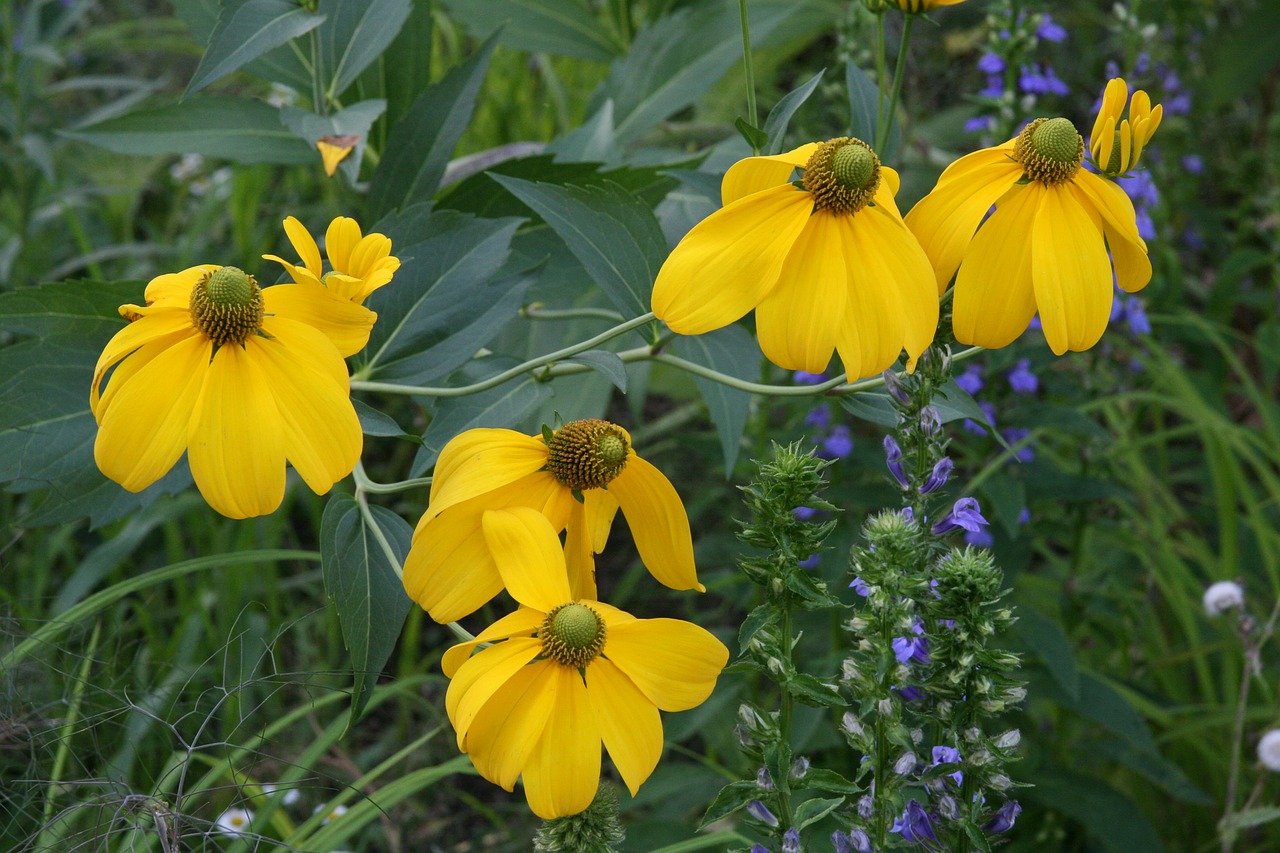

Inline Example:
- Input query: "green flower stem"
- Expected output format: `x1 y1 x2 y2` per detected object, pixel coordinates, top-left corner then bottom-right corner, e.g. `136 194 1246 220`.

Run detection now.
874 13 887 150
352 311 657 396
523 304 626 323
776 604 796 833
738 0 759 151
877 14 914 156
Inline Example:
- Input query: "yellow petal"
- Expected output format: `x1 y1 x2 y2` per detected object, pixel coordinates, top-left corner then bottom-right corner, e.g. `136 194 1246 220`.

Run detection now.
250 317 361 495
652 185 813 335
522 665 601 819
448 637 543 746
283 217 323 278
316 140 354 177
91 308 195 416
1031 184 1113 355
904 153 1022 293
482 508 573 613
592 600 638 629
143 265 213 307
262 254 322 288
348 232 394 280
587 658 662 796
187 344 287 518
872 165 904 218
423 429 550 526
565 502 597 601
603 618 728 712
94 332 209 492
754 211 846 372
325 217 362 275
851 204 938 372
833 212 906 381
1090 78 1128 154
461 659 559 791
609 455 704 592
261 283 376 359
1072 172 1151 293
720 142 820 206
952 185 1039 349
442 608 544 678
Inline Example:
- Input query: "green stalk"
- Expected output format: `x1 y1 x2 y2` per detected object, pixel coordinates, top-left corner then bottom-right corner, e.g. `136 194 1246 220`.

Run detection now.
877 15 914 156
738 0 759 151
36 621 101 846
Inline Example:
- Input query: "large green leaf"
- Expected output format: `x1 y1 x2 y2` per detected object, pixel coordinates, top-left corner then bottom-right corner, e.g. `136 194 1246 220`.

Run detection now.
439 0 623 62
186 0 326 95
320 492 414 727
63 97 314 164
1028 771 1165 853
367 33 499 218
279 99 386 181
762 68 824 155
317 0 413 98
673 325 758 474
377 0 434 137
361 207 524 381
492 175 664 319
1012 605 1079 700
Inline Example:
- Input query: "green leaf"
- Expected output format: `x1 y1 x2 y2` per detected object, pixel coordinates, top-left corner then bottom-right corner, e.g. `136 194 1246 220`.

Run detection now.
1204 2 1280 108
368 32 499 218
1028 770 1165 853
737 604 780 653
963 822 995 853
734 116 768 152
794 796 844 830
784 568 842 609
846 59 898 159
762 69 825 155
378 0 433 134
63 97 314 164
1221 806 1280 835
1013 606 1079 700
839 391 898 428
802 768 859 796
279 99 386 181
186 0 325 96
362 207 524 383
320 493 414 727
1033 668 1158 755
1092 736 1211 805
353 399 410 438
438 0 624 63
565 350 628 393
674 325 758 474
787 674 845 708
698 780 760 829
318 0 413 97
491 176 664 319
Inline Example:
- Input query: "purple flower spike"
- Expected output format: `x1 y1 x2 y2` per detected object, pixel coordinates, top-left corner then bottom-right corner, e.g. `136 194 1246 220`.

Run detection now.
920 457 953 495
893 636 931 665
884 435 909 488
1007 359 1038 394
1036 13 1068 42
747 800 779 828
983 800 1023 834
977 52 1005 74
930 746 965 786
892 800 941 849
931 497 989 535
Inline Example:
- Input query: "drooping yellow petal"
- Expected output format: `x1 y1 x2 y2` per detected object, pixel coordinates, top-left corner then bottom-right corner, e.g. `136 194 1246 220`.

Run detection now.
143 266 212 307
187 344 287 518
854 203 939 371
250 317 361 495
587 658 663 796
482 508 573 613
461 659 559 791
952 185 1039 349
316 140 354 177
604 619 728 712
904 153 1023 293
442 608 543 678
1072 171 1151 293
448 637 543 747
1031 184 1113 355
720 143 820 206
522 665 601 819
423 429 550 525
325 217 361 274
834 211 907 381
94 332 209 491
261 283 376 358
91 309 196 416
348 232 395 279
609 455 704 592
652 185 813 335
871 165 904 219
282 216 323 277
754 211 847 373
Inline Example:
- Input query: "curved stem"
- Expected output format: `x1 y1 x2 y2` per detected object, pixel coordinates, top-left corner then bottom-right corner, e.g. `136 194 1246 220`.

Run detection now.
738 0 759 150
523 304 625 323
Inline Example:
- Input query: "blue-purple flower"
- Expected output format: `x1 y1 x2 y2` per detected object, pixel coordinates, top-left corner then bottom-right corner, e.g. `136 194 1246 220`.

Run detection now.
983 800 1023 834
929 745 965 787
1002 427 1035 462
1036 13 1067 43
920 457 953 494
884 435 908 488
893 635 931 665
821 425 854 460
931 497 989 535
747 800 779 828
1007 359 1038 394
782 827 801 853
891 800 942 850
956 363 984 395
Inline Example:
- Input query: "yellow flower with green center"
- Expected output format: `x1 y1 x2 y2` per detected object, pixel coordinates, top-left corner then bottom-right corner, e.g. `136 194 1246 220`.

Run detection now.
263 216 400 313
443 508 728 819
91 265 366 519
651 138 938 380
402 419 703 624
904 87 1158 355
1089 77 1163 178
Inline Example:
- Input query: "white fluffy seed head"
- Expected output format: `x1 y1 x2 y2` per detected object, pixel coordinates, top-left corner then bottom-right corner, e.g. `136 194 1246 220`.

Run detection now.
1258 730 1280 772
1203 580 1245 616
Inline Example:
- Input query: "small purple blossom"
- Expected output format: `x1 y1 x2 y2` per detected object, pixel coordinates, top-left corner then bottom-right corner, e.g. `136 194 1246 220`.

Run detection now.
747 800 779 828
1019 63 1069 97
920 458 953 495
782 828 801 853
896 685 927 702
821 425 854 459
978 75 1006 99
793 506 818 521
893 635 931 665
805 403 832 431
750 846 772 853
932 497 989 536
891 800 941 849
1182 154 1204 175
965 115 997 134
799 554 821 569
793 370 827 385
884 435 908 488
757 767 775 790
962 401 997 436
977 52 1005 75
835 828 872 853
1007 359 1038 394
1018 507 1031 525
1036 13 1067 42
1120 170 1159 208
882 369 911 404
1124 297 1151 335
983 800 1023 834
930 745 965 787
955 363 984 395
850 577 871 597
964 527 994 548
919 406 941 437
1003 428 1035 462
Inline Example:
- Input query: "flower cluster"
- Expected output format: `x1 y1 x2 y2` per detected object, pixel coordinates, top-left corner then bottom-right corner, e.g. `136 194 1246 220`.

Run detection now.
90 217 397 518
404 421 728 819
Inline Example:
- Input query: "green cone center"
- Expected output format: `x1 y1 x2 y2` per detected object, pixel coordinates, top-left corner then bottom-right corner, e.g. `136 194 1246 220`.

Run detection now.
1013 117 1084 185
189 266 264 346
545 419 630 490
541 603 607 668
802 137 881 214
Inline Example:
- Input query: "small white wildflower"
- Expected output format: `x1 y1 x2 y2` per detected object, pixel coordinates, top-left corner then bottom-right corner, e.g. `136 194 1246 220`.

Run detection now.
1203 581 1245 616
266 83 298 109
261 782 301 806
169 153 204 183
215 807 253 837
1257 730 1280 772
313 803 348 825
